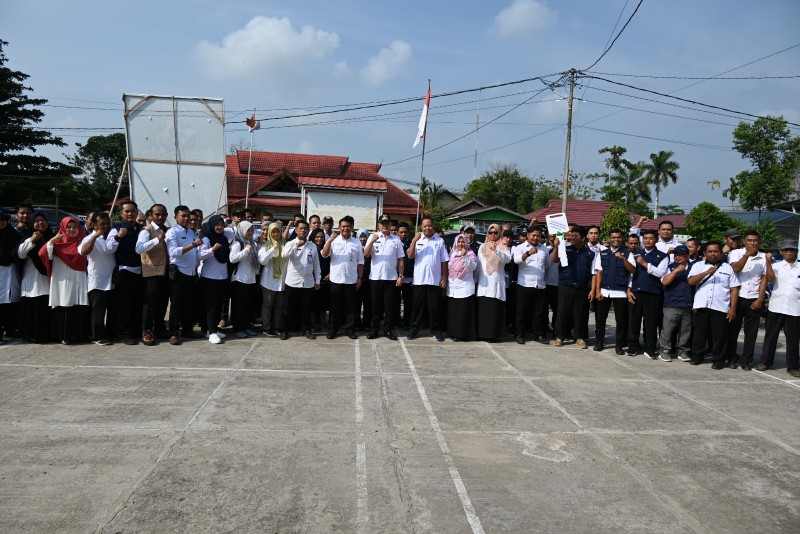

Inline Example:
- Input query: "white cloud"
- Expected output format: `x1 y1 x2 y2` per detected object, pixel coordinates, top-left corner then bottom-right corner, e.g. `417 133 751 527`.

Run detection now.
195 16 339 80
489 0 557 38
297 140 314 154
334 61 350 76
360 41 412 87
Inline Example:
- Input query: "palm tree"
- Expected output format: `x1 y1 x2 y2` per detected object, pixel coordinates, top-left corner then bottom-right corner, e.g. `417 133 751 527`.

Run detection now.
643 150 680 219
612 161 652 207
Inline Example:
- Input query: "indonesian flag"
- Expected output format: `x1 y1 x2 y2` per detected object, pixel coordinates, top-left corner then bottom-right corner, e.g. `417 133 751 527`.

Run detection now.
246 113 260 132
412 88 430 148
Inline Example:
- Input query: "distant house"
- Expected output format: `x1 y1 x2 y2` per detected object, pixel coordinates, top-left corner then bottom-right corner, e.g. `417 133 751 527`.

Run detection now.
226 150 419 228
435 188 462 209
445 204 529 232
445 197 486 217
640 214 688 232
525 199 644 229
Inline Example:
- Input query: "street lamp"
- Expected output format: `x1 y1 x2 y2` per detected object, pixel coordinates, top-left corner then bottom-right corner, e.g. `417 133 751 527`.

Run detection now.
51 187 61 221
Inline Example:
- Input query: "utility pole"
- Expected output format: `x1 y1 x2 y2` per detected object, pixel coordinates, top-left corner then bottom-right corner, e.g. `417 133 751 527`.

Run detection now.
561 68 576 214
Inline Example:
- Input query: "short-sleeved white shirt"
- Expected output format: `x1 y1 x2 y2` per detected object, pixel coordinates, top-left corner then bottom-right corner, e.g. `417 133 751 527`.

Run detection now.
368 233 404 281
326 236 364 285
727 248 767 299
768 260 800 316
513 242 548 288
412 235 449 286
79 234 117 291
689 260 741 313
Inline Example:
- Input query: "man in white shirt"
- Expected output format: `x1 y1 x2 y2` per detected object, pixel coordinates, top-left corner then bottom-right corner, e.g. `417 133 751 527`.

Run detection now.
725 230 768 370
586 225 607 254
407 218 449 341
79 212 118 345
688 241 740 369
364 214 405 340
165 205 201 345
755 239 800 376
630 217 680 256
593 229 636 353
321 215 363 340
281 220 320 340
513 225 549 344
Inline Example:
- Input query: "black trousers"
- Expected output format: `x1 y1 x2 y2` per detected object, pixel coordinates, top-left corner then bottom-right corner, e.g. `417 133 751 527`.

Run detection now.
628 291 660 354
595 295 629 348
411 284 442 332
759 312 799 370
691 308 727 365
142 275 169 335
555 285 590 341
371 279 397 333
330 282 357 333
284 285 313 333
725 297 761 366
395 282 414 327
202 277 228 334
516 285 546 338
88 289 110 341
355 280 371 329
115 269 143 340
168 270 196 336
230 281 256 332
545 284 558 332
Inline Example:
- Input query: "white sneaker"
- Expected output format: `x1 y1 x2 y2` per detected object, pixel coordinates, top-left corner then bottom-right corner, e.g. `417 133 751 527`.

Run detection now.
209 333 222 344
645 351 658 360
659 353 673 362
677 353 691 362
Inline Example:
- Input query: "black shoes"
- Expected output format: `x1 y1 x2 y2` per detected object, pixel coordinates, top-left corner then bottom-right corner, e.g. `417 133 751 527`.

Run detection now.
593 343 605 352
305 331 316 340
755 363 769 371
385 331 398 341
534 336 550 345
434 331 445 342
280 331 289 340
408 330 419 340
326 331 337 340
515 336 525 345
614 347 625 355
367 331 379 340
711 362 725 370
348 331 358 340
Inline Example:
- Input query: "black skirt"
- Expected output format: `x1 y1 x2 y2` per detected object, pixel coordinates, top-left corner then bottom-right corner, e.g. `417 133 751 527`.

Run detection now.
447 295 475 340
476 296 506 340
21 295 52 342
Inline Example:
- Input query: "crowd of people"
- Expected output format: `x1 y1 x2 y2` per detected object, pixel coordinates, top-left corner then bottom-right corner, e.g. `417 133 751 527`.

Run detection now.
0 201 797 377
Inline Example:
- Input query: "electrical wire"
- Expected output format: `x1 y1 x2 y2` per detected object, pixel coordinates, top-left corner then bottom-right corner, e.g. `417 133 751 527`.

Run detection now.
584 72 800 80
583 0 645 71
576 125 732 151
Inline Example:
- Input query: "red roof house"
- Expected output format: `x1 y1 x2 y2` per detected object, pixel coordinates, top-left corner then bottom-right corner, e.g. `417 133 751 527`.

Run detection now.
526 199 646 228
226 150 419 226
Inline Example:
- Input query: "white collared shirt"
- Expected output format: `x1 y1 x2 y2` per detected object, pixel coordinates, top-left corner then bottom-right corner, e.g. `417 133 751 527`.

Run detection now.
412 235 449 286
229 241 258 284
325 235 364 285
368 233 404 281
768 260 800 316
198 238 228 280
447 252 478 298
513 242 548 288
727 248 766 299
689 260 741 313
257 245 285 291
79 234 118 291
165 226 199 276
282 239 321 289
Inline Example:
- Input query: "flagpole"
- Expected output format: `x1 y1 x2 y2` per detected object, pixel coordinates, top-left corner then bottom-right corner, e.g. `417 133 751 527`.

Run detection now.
415 80 430 231
245 109 255 210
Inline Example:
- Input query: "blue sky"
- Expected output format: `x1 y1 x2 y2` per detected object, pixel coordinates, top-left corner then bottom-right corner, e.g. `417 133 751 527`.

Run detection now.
4 0 799 212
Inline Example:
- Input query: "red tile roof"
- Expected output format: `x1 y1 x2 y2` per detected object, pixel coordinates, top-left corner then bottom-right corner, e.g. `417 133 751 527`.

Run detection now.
228 196 300 208
526 199 644 227
641 214 688 230
296 176 386 191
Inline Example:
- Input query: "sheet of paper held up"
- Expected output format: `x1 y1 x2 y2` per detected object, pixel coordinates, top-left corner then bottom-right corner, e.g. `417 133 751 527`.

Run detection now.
545 212 569 266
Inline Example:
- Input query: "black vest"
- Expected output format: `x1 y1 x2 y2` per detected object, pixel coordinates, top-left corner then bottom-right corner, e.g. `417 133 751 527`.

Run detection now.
599 248 629 292
663 263 693 308
558 244 594 288
631 247 667 294
113 222 142 268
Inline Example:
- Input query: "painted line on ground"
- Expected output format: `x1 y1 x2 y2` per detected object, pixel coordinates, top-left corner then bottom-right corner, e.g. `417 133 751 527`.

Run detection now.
399 339 485 534
354 339 369 533
752 369 800 389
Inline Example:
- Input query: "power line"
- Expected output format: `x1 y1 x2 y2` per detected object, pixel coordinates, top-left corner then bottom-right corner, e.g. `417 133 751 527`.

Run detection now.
583 0 645 71
583 74 800 127
576 125 732 151
584 72 800 80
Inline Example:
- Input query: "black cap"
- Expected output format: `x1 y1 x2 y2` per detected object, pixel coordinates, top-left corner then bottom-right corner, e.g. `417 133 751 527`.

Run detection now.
673 244 689 255
778 239 798 250
322 215 333 223
724 228 741 239
378 214 391 224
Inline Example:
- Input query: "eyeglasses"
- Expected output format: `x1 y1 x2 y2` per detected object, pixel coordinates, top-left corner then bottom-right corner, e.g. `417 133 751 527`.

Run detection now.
487 231 498 235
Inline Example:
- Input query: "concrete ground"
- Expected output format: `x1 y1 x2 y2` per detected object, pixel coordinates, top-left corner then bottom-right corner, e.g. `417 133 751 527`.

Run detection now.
0 324 798 533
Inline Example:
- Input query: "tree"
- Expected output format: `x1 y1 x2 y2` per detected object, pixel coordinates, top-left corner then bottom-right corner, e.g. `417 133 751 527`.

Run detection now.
418 177 448 231
723 116 800 221
598 145 631 172
643 150 679 219
465 163 536 215
600 203 633 242
66 133 128 206
685 202 739 242
600 161 651 209
0 39 76 200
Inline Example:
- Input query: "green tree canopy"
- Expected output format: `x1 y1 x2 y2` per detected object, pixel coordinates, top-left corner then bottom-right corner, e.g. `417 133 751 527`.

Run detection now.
66 133 128 206
0 39 77 201
599 203 633 242
685 202 739 242
723 116 800 219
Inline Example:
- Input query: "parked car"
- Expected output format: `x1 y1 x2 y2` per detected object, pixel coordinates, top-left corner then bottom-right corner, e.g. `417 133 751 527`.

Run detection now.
2 206 85 233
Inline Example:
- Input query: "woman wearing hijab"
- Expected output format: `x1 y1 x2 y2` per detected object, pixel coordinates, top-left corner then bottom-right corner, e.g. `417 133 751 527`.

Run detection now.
258 222 287 337
229 220 259 338
354 229 372 330
16 212 54 343
446 234 478 341
199 215 230 344
39 216 90 344
0 213 22 343
309 228 330 332
476 223 512 341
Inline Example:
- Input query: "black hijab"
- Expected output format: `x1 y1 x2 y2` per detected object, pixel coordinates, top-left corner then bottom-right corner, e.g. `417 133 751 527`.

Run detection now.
21 213 55 275
0 213 21 267
202 215 230 264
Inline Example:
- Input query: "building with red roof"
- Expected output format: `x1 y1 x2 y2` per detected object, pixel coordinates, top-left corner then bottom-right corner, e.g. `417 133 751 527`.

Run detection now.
226 150 419 228
525 199 646 228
